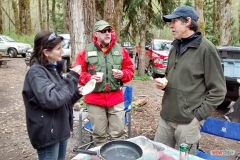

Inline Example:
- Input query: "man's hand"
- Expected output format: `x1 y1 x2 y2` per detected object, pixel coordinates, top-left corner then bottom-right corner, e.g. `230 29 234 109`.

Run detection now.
194 117 199 123
155 78 168 90
112 69 123 79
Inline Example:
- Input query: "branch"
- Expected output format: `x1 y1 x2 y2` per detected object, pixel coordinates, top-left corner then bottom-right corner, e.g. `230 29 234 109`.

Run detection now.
0 6 15 26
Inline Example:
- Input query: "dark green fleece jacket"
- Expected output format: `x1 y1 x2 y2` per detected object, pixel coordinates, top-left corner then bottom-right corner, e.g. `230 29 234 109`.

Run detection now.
161 32 226 124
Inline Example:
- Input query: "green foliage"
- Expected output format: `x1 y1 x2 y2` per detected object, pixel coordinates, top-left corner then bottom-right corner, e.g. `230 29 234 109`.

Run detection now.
230 18 239 45
79 97 86 107
52 13 64 33
131 104 140 111
3 32 35 47
133 73 151 81
49 0 64 33
204 0 238 46
184 0 192 6
204 0 216 44
121 0 177 43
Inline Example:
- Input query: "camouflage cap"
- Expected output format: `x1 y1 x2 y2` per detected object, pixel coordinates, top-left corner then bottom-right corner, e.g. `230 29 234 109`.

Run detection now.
93 20 112 32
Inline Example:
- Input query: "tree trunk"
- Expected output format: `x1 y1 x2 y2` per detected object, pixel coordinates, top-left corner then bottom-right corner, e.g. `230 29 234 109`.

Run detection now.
213 0 222 46
221 0 231 45
38 0 43 30
138 2 148 76
1 2 16 32
195 0 205 36
63 0 70 33
104 0 123 41
52 0 56 29
46 0 50 31
41 0 47 30
69 0 87 61
39 0 47 30
83 0 96 43
0 0 3 34
25 0 32 34
19 0 27 34
95 0 104 20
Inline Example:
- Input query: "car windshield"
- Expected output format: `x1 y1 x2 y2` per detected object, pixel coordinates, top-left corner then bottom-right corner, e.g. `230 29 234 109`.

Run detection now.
153 41 172 51
62 39 70 49
2 36 16 42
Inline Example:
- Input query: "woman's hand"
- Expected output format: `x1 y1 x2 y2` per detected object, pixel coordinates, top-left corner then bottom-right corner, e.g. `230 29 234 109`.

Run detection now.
78 86 83 95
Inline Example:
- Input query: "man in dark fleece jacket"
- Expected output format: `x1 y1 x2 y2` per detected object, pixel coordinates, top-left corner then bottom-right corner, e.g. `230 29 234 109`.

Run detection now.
154 6 226 155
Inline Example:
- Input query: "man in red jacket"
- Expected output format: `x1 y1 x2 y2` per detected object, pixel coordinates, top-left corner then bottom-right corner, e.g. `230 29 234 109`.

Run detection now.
73 20 134 146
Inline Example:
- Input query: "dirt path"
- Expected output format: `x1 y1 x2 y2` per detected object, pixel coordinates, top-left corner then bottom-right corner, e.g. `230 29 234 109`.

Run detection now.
0 58 239 160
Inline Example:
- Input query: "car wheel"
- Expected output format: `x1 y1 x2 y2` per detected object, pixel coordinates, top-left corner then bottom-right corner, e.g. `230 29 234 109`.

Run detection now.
217 101 231 110
62 59 68 73
134 55 139 70
147 62 155 77
8 48 18 58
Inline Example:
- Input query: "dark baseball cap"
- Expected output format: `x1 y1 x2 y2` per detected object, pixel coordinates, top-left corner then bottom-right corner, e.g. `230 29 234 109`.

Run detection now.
163 6 199 22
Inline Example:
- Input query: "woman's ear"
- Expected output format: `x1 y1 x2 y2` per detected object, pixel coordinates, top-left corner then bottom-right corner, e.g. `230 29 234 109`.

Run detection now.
43 49 49 57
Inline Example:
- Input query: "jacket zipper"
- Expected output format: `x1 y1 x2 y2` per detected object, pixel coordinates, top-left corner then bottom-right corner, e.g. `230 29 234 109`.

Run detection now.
104 55 109 84
51 111 56 139
174 46 194 69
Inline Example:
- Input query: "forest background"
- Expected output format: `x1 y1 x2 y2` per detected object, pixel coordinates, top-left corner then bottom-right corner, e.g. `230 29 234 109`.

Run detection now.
0 0 240 76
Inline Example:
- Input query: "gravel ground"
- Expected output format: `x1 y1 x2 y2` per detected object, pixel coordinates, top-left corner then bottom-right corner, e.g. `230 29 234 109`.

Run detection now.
0 57 239 160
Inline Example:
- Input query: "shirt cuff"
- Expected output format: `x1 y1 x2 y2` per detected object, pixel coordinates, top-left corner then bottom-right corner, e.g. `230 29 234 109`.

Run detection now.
194 110 203 121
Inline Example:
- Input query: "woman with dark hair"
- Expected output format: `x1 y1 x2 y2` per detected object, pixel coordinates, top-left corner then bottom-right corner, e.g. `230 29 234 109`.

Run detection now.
22 31 82 160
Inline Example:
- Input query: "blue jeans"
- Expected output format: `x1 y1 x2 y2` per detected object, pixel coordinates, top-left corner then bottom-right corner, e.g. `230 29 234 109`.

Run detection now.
37 139 68 160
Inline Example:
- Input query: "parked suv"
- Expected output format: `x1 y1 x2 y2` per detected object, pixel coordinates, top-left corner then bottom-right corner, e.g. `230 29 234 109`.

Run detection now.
121 42 135 58
0 35 31 58
25 34 71 73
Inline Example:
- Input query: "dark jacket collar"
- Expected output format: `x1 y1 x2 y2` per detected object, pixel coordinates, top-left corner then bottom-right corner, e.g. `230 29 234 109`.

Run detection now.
172 32 202 55
45 60 64 71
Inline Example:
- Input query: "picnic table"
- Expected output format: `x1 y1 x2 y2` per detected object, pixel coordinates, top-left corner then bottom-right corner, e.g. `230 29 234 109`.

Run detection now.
71 136 204 160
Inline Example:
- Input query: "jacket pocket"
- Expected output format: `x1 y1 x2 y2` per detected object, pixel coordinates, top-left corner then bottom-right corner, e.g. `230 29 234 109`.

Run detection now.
179 94 192 118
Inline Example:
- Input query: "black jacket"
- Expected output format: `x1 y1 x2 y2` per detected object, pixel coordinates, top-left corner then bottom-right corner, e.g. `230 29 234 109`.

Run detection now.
22 61 82 149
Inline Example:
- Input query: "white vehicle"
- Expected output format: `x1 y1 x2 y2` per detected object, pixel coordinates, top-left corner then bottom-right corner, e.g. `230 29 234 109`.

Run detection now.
59 34 72 72
25 34 72 73
0 35 31 58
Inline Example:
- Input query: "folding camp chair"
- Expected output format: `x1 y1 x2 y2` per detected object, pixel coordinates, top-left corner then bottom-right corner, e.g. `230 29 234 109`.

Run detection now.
196 117 240 160
73 85 133 151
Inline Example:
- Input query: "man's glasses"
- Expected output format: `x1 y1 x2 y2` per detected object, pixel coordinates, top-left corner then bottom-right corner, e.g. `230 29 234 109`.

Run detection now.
97 29 112 34
48 32 57 41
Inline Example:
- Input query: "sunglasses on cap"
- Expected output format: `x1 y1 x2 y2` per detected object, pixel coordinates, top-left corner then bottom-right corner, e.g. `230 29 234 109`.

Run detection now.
48 32 57 41
97 28 112 34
